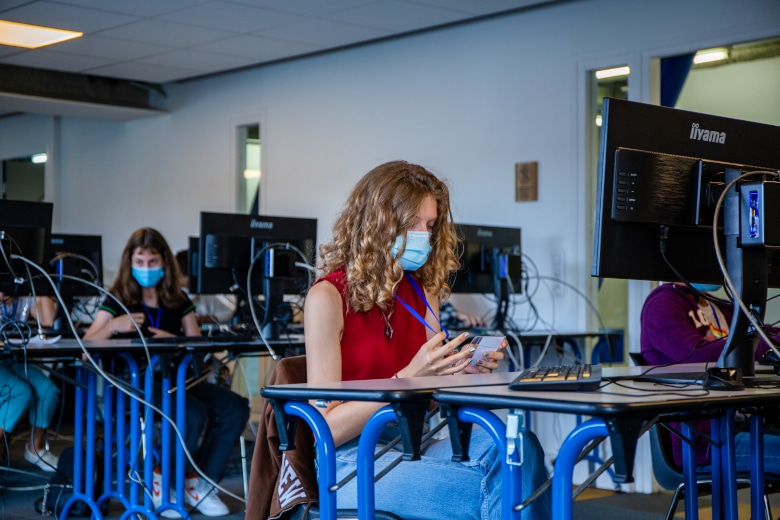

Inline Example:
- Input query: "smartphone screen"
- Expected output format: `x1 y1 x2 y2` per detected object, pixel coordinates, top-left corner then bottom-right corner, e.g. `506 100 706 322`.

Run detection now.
466 335 504 366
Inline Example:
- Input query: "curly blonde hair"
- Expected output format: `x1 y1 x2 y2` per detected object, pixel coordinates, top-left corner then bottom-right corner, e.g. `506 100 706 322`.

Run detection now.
318 161 460 313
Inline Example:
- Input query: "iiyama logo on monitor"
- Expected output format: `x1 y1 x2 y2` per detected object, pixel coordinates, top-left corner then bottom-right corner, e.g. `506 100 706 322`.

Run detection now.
476 228 494 238
690 123 726 144
51 238 65 245
249 219 274 230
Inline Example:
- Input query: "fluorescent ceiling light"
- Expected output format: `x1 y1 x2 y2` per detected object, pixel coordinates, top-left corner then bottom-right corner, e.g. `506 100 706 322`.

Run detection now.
693 48 729 64
31 153 47 164
0 20 82 49
595 66 630 79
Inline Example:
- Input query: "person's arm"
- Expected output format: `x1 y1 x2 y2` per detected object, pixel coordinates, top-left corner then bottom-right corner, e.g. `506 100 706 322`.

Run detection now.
426 291 500 373
83 309 145 340
304 281 387 446
181 311 200 336
29 297 56 328
640 288 724 365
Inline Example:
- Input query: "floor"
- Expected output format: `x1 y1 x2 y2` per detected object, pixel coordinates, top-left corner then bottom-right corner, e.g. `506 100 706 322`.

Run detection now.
1 425 778 520
0 426 248 520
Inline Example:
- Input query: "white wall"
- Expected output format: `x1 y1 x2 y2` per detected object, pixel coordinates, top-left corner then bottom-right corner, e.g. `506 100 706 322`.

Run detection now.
1 0 779 491
19 0 771 311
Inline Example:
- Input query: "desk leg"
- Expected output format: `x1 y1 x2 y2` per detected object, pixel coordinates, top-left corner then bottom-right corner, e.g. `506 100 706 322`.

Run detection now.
681 422 699 520
175 355 193 509
749 413 765 520
283 402 338 520
117 353 142 507
718 411 738 520
356 406 398 520
60 365 102 519
456 407 521 520
551 418 608 520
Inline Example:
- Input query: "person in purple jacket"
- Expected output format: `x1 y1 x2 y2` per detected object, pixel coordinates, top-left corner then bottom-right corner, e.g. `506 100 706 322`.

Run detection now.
640 282 780 474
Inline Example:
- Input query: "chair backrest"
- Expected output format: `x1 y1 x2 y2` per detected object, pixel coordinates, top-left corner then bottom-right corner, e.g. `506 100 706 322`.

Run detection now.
648 425 685 490
628 352 648 367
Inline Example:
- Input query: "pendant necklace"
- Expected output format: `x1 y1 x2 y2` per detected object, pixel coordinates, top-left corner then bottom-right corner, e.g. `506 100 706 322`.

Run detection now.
381 309 393 339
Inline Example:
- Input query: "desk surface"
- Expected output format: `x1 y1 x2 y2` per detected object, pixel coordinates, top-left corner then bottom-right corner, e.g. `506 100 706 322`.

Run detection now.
9 335 304 359
434 364 780 418
262 363 780 415
262 370 519 402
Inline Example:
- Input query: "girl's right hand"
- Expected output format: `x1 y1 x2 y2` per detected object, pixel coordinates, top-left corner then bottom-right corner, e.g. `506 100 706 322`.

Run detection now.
112 312 145 334
399 332 475 377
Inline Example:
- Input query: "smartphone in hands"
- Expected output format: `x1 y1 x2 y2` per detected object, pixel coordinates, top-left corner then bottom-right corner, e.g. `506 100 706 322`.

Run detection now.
464 335 505 366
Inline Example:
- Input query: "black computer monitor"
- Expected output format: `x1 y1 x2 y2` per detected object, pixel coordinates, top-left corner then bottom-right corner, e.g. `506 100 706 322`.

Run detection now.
186 235 199 294
0 199 53 296
591 97 780 380
49 233 103 290
48 233 103 332
450 223 522 329
195 212 317 338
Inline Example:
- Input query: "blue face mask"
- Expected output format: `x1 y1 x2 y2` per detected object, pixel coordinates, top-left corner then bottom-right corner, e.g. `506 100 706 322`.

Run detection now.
132 266 165 288
391 231 432 271
691 283 722 293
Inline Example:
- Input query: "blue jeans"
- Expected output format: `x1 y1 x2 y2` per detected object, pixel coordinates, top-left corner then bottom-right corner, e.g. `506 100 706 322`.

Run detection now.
699 430 780 475
332 424 551 520
0 362 59 432
159 381 249 482
186 382 249 482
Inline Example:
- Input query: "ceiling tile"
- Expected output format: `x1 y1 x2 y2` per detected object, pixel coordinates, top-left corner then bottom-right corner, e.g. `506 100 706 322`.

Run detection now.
52 35 172 61
51 0 209 18
97 19 234 47
157 2 304 32
325 0 466 32
257 18 391 48
409 0 554 16
137 48 257 73
230 0 379 17
1 48 114 73
1 0 140 32
0 0 567 114
195 34 321 61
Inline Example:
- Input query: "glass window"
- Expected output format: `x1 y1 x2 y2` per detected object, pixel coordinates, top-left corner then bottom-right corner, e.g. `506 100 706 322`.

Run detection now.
237 124 260 214
2 153 46 201
588 66 629 360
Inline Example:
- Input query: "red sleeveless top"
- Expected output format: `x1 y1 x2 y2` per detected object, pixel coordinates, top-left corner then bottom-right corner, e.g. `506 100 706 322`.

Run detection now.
315 268 427 381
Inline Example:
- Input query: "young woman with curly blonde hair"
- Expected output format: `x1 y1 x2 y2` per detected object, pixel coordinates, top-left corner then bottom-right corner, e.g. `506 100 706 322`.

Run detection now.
304 160 550 520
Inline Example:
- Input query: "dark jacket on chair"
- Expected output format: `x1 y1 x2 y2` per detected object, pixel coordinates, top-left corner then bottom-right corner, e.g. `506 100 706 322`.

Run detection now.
246 356 318 520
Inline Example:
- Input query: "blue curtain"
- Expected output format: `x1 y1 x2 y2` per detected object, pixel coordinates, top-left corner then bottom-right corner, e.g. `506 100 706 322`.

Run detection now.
660 53 695 107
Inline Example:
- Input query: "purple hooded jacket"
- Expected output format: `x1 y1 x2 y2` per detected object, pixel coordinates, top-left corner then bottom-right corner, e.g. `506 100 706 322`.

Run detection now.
640 283 772 466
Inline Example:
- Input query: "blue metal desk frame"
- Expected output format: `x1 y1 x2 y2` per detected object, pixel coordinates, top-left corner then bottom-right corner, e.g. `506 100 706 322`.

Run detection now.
16 337 295 520
262 371 520 520
433 377 780 520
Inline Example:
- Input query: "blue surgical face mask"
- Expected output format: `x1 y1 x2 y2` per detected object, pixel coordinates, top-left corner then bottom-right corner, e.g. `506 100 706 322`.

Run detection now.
132 266 165 288
391 231 432 271
691 283 722 293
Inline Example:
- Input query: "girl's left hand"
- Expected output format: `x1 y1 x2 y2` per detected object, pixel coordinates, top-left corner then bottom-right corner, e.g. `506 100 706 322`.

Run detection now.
148 327 175 338
460 338 507 374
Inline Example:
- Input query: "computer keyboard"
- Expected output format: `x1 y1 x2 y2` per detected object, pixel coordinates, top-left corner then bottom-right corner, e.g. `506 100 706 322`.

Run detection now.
508 363 602 391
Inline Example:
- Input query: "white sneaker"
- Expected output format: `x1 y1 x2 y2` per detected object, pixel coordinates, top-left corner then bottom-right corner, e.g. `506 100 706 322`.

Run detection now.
24 443 58 472
152 468 182 519
184 474 229 517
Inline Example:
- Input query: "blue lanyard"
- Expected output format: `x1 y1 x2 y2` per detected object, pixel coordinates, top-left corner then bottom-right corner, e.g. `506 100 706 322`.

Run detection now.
395 272 449 340
142 303 162 329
